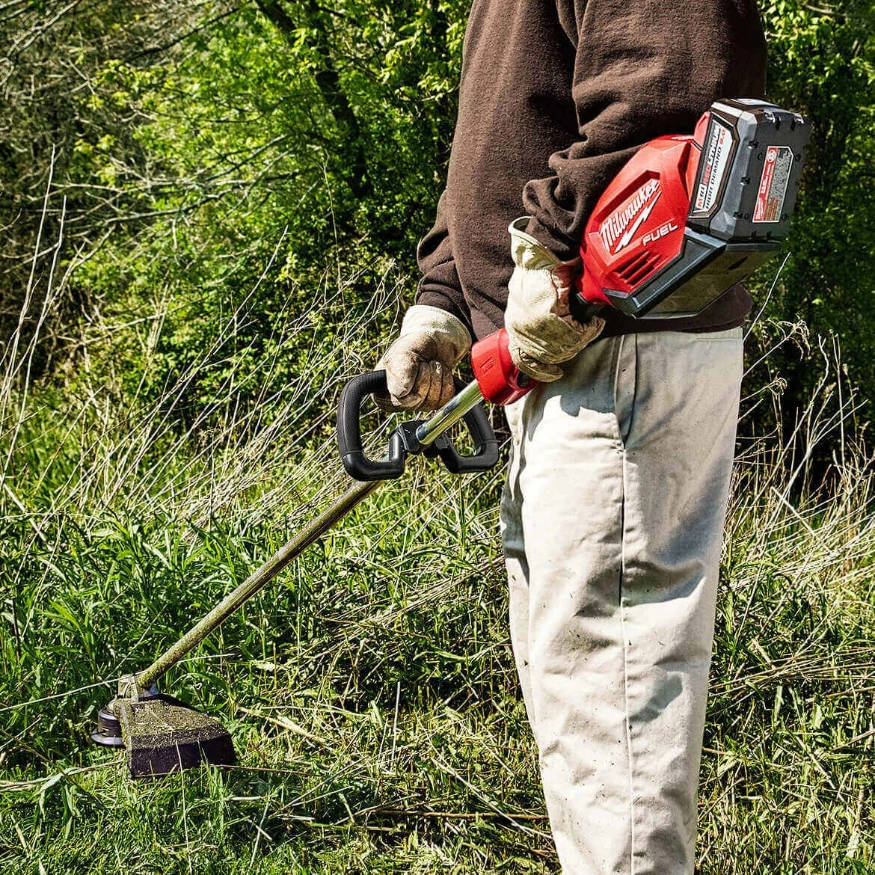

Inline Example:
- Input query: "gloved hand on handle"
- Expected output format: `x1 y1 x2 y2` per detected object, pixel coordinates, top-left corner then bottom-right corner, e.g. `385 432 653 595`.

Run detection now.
504 217 605 382
376 304 472 411
378 217 603 412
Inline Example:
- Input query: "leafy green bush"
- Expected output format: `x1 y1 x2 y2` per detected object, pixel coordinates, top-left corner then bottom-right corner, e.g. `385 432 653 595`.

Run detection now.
759 0 875 391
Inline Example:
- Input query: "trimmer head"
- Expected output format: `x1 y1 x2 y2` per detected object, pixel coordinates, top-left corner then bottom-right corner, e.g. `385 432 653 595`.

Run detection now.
92 676 235 778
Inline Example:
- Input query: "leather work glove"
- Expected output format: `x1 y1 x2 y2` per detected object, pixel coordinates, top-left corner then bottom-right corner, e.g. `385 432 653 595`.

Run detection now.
504 217 605 382
376 304 472 411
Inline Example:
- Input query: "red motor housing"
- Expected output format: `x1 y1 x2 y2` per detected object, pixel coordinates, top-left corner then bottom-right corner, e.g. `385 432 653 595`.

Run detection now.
578 132 698 310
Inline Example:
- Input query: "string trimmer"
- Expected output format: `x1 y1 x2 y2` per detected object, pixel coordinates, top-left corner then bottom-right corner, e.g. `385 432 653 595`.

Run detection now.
90 99 809 777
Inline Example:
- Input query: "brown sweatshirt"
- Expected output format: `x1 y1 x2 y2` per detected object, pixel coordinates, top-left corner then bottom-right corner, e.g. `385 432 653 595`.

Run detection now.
415 0 768 340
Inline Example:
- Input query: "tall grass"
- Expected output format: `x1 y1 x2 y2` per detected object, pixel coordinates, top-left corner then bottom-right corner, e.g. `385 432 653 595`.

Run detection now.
0 245 871 872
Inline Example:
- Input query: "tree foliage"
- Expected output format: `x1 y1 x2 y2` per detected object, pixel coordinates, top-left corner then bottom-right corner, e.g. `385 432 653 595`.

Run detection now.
0 0 872 411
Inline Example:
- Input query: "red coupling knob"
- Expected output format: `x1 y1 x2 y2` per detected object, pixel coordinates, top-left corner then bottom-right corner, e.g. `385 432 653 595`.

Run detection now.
471 328 534 406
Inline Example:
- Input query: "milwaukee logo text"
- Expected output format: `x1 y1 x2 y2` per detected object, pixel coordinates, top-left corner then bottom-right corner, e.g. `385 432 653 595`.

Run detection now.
600 179 661 254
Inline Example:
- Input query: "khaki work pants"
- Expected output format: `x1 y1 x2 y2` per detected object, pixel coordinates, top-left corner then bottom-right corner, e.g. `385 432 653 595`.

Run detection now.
501 327 743 874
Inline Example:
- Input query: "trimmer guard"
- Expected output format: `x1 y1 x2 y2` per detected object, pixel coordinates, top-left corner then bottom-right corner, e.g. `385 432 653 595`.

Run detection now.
92 678 235 778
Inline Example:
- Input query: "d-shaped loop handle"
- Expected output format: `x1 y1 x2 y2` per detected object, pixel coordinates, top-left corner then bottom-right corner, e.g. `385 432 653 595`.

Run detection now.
336 371 500 482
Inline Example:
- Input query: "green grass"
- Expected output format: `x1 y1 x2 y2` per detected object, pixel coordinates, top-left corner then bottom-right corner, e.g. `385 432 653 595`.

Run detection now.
0 290 872 873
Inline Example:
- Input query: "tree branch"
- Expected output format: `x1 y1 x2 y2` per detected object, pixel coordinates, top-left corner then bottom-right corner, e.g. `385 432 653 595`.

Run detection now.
254 0 372 202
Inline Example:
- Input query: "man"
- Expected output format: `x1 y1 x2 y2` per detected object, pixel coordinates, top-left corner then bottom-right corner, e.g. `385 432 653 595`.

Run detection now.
379 1 766 871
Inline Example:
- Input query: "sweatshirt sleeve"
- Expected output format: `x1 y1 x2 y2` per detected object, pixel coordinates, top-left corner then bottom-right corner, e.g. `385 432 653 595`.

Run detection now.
523 0 767 259
414 190 473 329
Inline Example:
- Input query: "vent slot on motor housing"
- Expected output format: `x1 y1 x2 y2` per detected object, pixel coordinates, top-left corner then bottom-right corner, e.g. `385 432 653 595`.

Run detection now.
616 250 660 286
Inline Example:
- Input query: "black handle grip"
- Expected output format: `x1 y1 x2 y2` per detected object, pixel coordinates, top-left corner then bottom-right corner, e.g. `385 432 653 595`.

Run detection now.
337 371 407 481
337 371 500 482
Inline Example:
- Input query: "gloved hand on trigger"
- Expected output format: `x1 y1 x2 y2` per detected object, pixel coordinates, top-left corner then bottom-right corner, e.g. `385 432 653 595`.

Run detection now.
504 217 605 382
376 304 472 411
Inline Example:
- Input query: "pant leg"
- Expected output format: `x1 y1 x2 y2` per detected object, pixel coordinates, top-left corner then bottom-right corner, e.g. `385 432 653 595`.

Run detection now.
499 328 743 874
